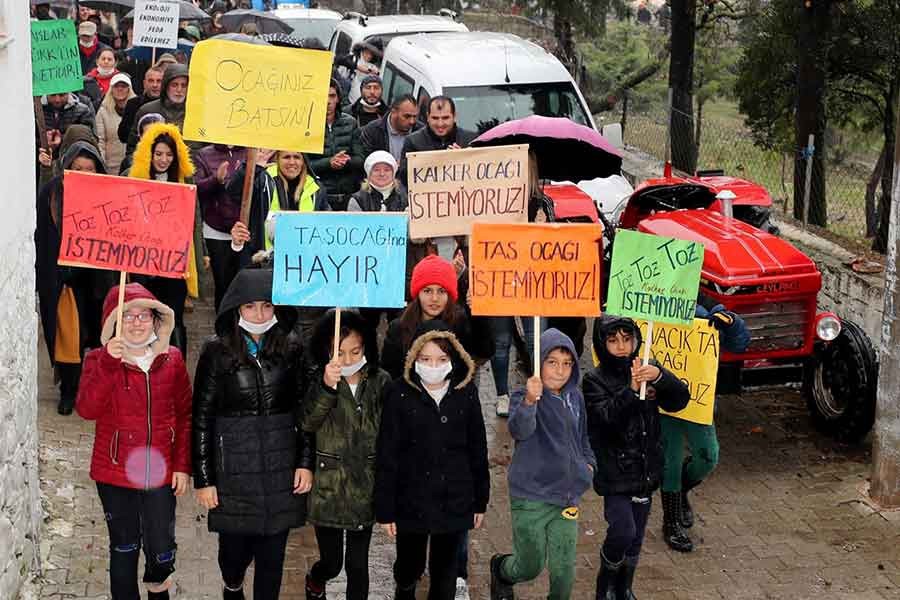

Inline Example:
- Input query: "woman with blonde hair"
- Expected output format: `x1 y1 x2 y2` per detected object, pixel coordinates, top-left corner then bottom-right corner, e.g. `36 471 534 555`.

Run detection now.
95 72 135 175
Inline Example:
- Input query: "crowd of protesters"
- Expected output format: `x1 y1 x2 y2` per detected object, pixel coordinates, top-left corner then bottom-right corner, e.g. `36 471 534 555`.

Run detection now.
31 2 749 599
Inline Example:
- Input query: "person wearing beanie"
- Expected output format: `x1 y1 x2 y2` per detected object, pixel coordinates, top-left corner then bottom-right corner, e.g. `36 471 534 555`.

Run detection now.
95 72 135 175
306 79 364 210
350 74 387 128
376 320 489 600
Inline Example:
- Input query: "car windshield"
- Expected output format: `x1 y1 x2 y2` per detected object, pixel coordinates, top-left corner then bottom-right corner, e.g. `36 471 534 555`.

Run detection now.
283 18 340 47
444 82 592 134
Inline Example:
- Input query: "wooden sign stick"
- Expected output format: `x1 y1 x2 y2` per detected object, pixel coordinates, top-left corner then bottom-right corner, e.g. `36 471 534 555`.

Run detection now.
239 147 258 226
639 320 654 400
34 97 49 151
533 316 540 378
333 307 342 360
114 271 127 341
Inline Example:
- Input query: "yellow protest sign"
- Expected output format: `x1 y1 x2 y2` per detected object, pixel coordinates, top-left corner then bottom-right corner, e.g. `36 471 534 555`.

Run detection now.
636 318 719 425
183 40 332 153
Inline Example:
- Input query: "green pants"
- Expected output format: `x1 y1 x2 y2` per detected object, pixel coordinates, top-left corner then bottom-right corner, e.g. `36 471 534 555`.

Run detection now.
500 498 578 600
660 415 719 492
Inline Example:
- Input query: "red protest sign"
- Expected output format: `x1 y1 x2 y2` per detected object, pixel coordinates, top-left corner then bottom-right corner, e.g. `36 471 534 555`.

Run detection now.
58 171 196 278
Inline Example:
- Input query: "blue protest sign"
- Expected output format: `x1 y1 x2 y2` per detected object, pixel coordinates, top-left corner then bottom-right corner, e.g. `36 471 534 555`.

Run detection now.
272 212 408 308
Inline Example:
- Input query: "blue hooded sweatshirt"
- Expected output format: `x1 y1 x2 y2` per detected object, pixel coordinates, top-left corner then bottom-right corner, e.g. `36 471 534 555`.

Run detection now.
507 328 597 508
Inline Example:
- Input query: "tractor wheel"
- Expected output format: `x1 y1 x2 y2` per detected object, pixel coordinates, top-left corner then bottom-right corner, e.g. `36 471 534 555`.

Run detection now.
803 319 877 443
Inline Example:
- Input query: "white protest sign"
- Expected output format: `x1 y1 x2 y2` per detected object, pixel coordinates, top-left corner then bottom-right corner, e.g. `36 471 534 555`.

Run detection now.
133 0 179 49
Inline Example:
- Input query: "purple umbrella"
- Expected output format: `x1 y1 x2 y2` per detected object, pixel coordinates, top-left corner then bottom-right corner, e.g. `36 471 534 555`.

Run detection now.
471 115 623 181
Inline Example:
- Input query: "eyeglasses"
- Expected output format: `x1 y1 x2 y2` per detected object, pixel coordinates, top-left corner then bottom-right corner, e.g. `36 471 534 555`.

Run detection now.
123 312 153 323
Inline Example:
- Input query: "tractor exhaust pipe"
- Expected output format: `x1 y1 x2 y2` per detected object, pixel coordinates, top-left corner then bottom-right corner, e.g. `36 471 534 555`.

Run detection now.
717 190 736 220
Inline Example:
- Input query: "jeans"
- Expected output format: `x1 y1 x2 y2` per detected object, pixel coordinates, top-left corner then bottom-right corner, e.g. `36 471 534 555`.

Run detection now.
309 526 373 600
500 498 578 600
96 483 177 600
205 237 237 312
394 530 463 600
602 495 652 563
490 317 543 395
218 531 289 600
660 416 720 492
457 529 468 580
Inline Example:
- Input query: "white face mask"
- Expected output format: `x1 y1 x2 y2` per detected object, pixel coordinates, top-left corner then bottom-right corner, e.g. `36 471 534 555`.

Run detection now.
79 38 94 48
415 361 453 385
123 331 158 349
97 66 115 77
239 315 278 336
341 355 367 378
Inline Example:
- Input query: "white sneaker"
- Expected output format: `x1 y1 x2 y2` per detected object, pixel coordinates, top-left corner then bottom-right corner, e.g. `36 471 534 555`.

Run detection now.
455 577 470 600
496 394 510 417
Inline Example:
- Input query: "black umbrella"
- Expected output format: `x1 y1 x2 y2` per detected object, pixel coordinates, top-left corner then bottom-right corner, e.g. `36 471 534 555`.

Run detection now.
221 8 292 34
78 0 133 10
209 32 271 45
121 1 210 21
258 32 306 48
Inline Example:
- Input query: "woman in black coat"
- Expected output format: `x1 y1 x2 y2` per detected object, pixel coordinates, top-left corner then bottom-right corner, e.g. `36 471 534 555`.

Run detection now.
375 321 490 600
36 140 116 415
192 267 315 600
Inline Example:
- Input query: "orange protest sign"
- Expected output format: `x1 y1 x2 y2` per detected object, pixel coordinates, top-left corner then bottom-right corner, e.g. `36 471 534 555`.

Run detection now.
58 171 196 278
469 222 603 317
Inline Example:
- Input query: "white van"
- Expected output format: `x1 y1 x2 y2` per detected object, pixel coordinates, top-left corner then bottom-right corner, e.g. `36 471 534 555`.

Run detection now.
329 13 469 102
379 31 596 134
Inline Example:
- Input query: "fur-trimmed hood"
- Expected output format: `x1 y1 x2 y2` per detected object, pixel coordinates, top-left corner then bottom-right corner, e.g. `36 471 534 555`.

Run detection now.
402 320 475 391
100 283 175 359
130 122 194 182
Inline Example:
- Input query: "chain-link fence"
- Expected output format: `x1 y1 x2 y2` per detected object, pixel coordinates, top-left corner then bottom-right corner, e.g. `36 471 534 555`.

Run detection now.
620 100 877 249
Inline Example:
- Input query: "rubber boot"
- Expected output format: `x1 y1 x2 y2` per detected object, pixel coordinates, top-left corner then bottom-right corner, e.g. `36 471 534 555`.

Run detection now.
616 555 639 600
305 574 326 600
681 458 702 529
661 492 693 552
489 554 515 600
394 581 416 600
595 551 621 600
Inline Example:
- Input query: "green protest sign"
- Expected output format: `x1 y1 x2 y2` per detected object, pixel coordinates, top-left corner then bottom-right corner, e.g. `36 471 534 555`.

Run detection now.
606 229 704 326
31 20 82 97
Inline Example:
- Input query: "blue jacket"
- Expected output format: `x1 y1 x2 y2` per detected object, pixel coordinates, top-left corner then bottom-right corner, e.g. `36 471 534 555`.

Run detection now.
696 304 750 353
507 329 597 507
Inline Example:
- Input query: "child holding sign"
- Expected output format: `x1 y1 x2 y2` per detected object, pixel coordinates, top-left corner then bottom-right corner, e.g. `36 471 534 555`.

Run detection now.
301 309 392 600
490 329 596 600
583 316 689 599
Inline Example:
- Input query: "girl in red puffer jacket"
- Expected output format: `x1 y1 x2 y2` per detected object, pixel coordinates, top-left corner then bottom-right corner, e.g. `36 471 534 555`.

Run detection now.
76 283 192 600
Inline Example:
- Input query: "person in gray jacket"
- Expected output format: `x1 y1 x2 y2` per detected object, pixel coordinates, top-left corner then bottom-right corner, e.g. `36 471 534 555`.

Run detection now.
490 328 597 600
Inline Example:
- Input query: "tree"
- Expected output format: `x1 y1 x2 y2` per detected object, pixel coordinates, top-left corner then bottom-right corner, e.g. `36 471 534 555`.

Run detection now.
669 0 699 172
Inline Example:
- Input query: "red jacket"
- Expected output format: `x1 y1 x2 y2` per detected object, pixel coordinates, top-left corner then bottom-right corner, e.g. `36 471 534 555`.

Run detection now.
76 283 192 490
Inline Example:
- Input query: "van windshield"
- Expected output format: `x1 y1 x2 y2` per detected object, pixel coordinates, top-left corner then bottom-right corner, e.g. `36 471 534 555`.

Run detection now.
444 83 592 134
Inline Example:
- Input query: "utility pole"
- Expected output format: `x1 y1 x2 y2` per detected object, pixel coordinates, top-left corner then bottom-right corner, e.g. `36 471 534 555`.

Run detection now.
871 97 900 509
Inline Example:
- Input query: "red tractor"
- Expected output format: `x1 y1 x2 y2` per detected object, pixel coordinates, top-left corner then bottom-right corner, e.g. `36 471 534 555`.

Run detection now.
543 169 879 443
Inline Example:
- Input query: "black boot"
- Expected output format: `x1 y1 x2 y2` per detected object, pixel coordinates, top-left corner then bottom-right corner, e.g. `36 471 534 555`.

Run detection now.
595 551 621 600
223 586 245 600
57 394 75 415
661 491 693 552
616 555 638 600
490 554 515 600
394 581 416 600
305 574 326 599
147 591 170 600
681 458 702 529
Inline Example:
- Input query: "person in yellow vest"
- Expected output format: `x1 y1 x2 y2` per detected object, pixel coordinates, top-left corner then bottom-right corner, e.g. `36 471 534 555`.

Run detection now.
126 122 199 357
228 150 331 333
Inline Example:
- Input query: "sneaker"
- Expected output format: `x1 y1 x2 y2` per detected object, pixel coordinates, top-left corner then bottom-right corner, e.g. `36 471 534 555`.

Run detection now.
495 394 510 417
454 577 470 600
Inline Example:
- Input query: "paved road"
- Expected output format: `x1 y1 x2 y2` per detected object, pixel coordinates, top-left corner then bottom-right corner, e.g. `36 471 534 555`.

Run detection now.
26 294 900 599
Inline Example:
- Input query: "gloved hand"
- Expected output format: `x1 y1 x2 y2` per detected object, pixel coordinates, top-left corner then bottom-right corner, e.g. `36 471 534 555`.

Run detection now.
708 304 736 330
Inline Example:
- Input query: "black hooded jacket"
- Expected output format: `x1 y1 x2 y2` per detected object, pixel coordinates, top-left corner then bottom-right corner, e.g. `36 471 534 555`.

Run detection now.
375 321 490 534
36 142 116 363
583 316 690 497
397 124 476 185
192 268 314 535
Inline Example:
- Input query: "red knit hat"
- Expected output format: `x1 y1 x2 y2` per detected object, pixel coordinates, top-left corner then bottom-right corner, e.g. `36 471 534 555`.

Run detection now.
410 255 458 301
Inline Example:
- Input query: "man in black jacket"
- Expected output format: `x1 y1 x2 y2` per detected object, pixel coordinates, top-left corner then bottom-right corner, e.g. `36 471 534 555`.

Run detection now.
359 93 422 164
117 66 164 144
397 95 476 186
349 74 387 128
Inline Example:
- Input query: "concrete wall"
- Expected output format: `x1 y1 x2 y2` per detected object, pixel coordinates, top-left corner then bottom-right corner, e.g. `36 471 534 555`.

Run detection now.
0 4 42 599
